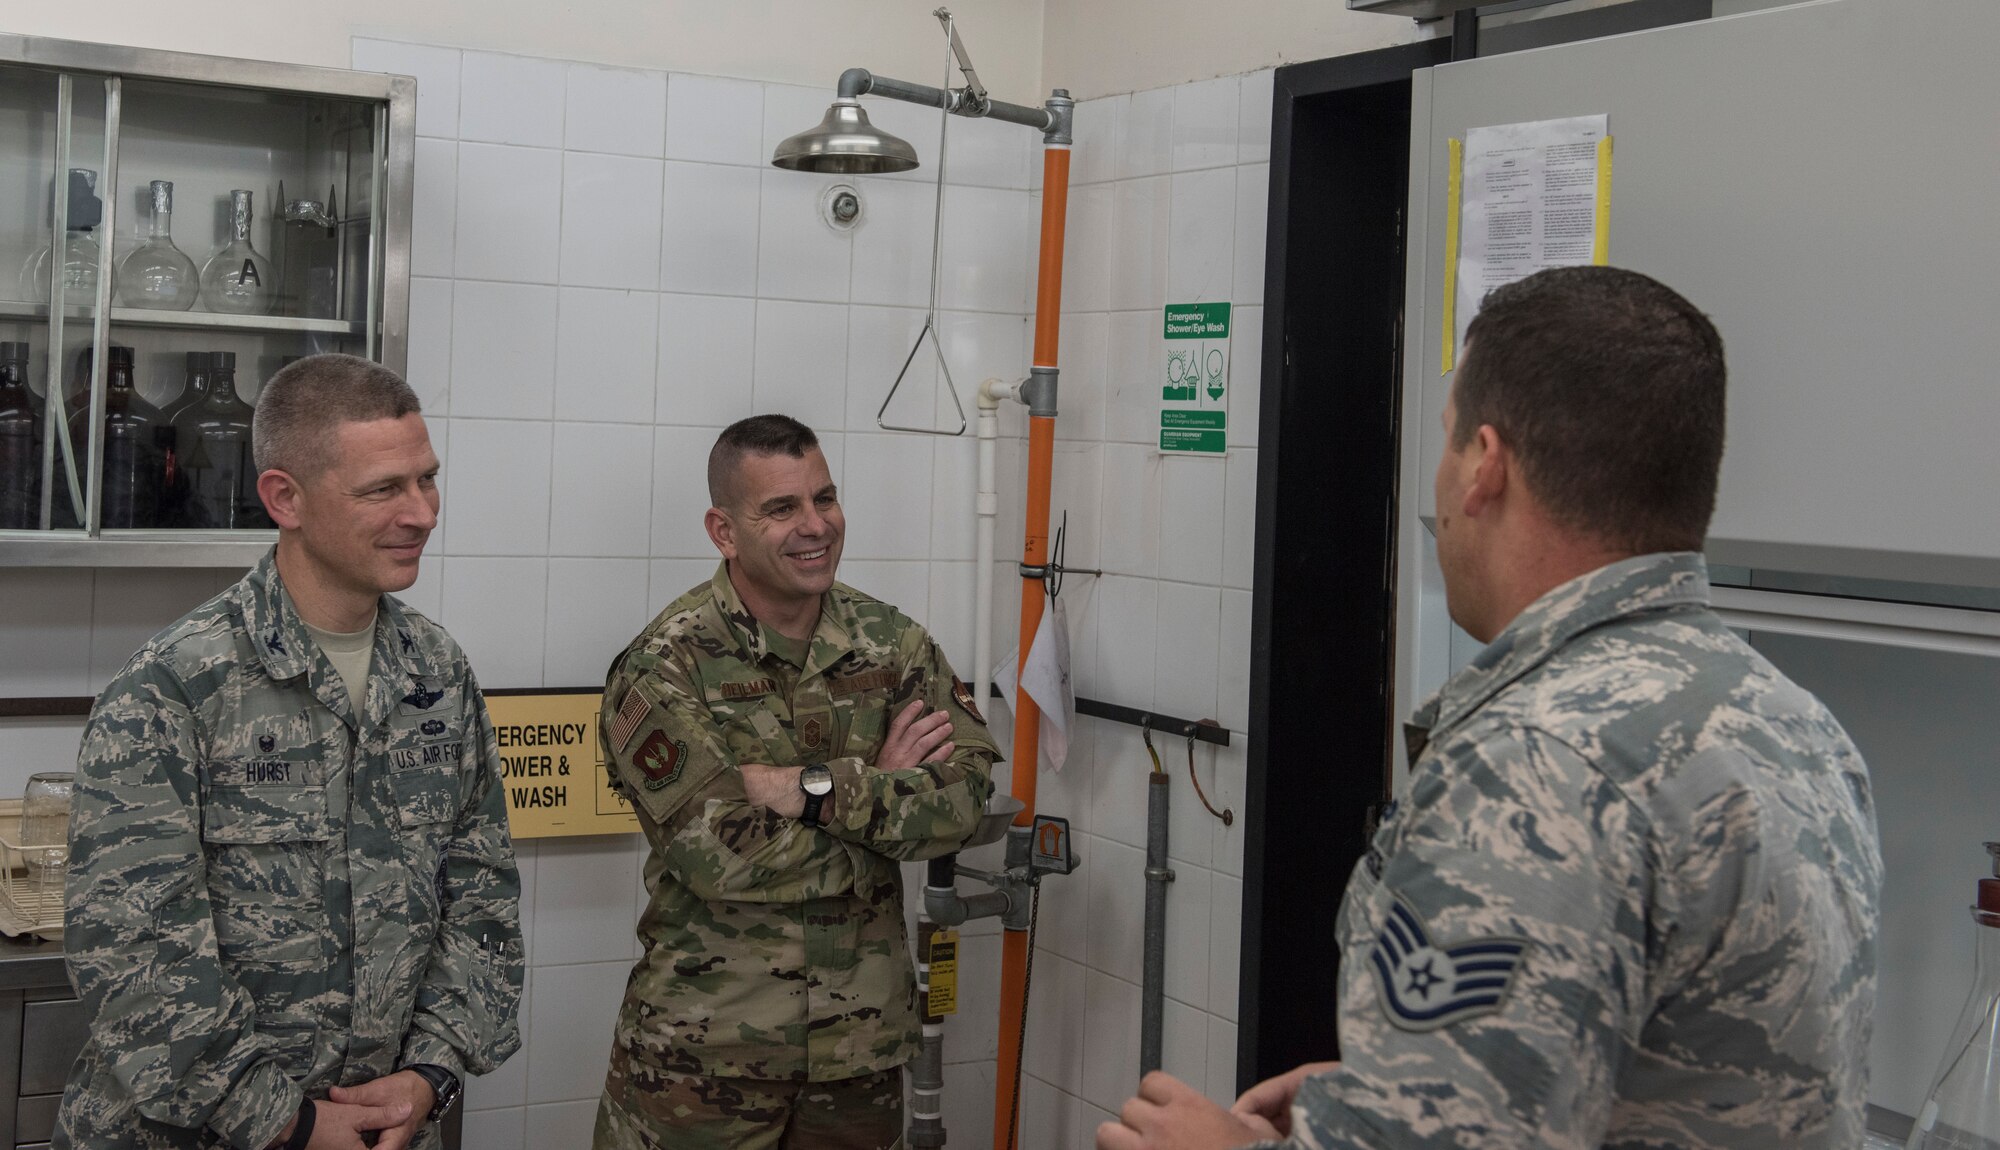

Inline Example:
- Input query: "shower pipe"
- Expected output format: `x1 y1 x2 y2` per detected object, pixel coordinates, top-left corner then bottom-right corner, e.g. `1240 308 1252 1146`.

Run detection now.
810 59 1075 1150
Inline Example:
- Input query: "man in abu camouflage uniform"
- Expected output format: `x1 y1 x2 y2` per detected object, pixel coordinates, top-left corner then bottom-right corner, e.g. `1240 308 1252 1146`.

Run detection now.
1100 267 1882 1150
593 414 997 1150
59 355 524 1150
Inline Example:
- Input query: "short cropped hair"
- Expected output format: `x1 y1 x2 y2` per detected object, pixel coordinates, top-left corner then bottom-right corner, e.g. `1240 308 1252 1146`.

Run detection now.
1455 266 1727 554
252 354 421 477
708 414 821 508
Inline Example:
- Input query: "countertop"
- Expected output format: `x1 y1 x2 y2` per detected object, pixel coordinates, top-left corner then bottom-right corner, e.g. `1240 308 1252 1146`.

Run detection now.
0 932 68 993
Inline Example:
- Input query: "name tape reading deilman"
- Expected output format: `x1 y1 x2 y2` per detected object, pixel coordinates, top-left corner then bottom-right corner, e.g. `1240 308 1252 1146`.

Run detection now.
486 691 639 839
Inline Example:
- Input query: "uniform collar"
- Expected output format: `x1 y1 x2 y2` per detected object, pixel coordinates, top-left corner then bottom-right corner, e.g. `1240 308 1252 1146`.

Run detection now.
710 560 856 679
1406 552 1712 762
243 547 437 685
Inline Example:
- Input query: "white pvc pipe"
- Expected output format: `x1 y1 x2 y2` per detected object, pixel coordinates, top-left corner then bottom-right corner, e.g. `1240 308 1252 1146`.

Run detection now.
973 379 1005 724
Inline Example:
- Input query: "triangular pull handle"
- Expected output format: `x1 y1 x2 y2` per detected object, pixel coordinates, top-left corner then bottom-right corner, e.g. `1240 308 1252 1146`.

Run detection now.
877 315 968 436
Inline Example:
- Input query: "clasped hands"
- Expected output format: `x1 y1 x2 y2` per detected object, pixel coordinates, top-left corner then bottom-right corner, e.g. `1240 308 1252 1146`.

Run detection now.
267 1070 434 1150
738 700 957 819
1095 1061 1342 1150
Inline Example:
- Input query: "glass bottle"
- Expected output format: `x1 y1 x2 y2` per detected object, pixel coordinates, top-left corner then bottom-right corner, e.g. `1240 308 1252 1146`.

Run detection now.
177 351 267 529
67 345 165 529
116 180 199 310
19 771 73 913
0 342 41 530
1906 842 2000 1149
20 168 106 307
154 351 211 527
199 190 274 315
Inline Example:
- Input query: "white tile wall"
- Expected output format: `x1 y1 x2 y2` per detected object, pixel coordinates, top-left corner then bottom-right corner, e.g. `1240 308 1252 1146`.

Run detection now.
560 153 664 290
0 46 1277 1146
453 143 563 284
757 171 853 302
442 420 553 555
554 287 658 425
411 139 458 279
665 74 765 166
752 299 851 429
459 52 568 148
657 293 756 426
565 64 667 159
660 161 761 297
1172 77 1240 172
450 280 559 419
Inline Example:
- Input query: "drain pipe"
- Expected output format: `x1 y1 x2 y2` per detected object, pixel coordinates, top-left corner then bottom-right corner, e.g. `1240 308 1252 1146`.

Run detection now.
1141 771 1172 1074
910 906 947 1149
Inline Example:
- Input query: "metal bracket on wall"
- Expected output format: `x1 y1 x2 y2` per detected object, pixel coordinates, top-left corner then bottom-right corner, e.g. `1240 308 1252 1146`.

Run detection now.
986 685 1232 748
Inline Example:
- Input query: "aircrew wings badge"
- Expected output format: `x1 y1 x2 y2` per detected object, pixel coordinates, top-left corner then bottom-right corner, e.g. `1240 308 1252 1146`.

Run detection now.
610 686 652 752
633 730 687 791
1369 897 1529 1032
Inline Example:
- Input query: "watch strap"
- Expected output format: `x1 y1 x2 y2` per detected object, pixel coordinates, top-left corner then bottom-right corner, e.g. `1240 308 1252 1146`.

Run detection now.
406 1062 460 1123
281 1099 315 1150
800 763 830 826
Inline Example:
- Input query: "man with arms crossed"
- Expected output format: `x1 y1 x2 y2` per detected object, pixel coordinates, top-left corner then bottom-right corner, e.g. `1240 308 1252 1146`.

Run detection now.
59 354 524 1150
594 414 997 1149
1100 267 1881 1149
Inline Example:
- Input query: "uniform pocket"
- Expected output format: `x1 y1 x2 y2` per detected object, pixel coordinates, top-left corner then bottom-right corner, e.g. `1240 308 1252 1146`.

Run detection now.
390 765 459 826
201 782 331 844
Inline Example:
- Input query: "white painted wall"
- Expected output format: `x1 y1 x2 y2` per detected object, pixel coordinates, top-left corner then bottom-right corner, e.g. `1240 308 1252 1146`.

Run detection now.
4 0 1046 94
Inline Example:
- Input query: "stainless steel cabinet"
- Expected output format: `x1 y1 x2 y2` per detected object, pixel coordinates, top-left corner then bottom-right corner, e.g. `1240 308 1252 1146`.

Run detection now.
0 34 413 566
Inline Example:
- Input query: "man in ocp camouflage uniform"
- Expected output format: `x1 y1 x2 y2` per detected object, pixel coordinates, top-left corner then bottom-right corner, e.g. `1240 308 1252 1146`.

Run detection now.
1100 267 1882 1150
59 355 523 1150
593 414 997 1150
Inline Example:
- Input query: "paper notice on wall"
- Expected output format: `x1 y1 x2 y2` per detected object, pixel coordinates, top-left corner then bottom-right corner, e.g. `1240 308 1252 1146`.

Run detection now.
1454 114 1611 359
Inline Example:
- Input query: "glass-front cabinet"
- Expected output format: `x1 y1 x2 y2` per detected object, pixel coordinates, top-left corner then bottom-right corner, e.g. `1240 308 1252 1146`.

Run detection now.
0 34 413 565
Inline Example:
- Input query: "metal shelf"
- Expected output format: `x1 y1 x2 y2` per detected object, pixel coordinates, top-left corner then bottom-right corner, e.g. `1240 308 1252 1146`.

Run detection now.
0 299 364 338
0 530 272 568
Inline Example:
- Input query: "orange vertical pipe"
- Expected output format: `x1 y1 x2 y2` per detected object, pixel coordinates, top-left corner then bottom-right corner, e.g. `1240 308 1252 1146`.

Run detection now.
993 137 1070 1150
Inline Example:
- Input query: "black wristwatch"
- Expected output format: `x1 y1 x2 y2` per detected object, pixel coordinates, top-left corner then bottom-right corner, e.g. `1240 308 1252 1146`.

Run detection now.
799 763 833 825
406 1063 461 1124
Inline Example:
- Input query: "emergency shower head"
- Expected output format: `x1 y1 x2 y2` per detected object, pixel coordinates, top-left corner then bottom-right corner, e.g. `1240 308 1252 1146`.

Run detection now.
771 97 919 174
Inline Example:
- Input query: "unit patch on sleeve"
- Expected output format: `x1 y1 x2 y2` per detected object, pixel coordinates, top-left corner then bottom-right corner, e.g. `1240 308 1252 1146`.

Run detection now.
633 730 688 790
609 686 653 753
1369 897 1529 1032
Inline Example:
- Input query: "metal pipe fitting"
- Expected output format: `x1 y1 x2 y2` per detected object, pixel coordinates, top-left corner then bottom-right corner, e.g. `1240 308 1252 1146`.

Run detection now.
1020 365 1059 418
1043 89 1076 147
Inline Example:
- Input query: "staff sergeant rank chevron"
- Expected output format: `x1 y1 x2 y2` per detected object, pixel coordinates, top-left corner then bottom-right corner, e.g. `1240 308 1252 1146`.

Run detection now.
1369 898 1529 1032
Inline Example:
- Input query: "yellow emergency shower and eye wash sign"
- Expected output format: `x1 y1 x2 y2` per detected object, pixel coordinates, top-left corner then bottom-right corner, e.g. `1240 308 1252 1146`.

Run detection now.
485 689 639 839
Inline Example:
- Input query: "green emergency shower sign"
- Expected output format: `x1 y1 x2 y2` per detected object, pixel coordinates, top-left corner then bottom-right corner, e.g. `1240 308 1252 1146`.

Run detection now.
1161 302 1229 454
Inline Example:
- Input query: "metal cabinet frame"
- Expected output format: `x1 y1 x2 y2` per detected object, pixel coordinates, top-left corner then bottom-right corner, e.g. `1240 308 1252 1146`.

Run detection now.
0 33 414 567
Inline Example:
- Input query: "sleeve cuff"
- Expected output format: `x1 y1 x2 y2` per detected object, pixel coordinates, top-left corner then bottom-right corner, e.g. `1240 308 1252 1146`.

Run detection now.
206 1057 303 1150
400 1032 470 1081
823 756 871 836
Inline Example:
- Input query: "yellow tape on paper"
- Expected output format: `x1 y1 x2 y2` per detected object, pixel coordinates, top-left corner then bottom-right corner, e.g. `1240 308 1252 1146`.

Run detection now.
487 690 639 838
1441 137 1464 375
1592 135 1614 265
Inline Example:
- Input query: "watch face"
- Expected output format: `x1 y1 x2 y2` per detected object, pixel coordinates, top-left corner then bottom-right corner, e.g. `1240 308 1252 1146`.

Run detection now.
802 765 834 796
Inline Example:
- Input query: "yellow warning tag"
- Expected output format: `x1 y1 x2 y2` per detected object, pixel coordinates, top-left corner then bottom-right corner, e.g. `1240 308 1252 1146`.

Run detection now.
927 929 959 1017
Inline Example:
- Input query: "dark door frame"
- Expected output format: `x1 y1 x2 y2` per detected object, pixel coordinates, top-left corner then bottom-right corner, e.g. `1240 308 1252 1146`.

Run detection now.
1234 0 1712 1096
1237 36 1453 1090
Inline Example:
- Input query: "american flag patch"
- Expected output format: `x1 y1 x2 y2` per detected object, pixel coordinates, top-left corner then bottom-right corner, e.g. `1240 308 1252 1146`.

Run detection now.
1368 897 1529 1033
609 686 652 752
